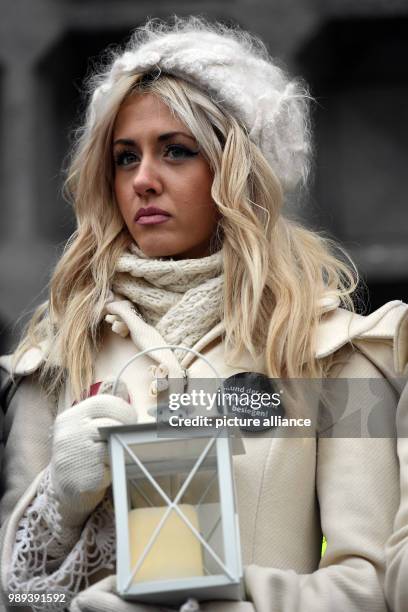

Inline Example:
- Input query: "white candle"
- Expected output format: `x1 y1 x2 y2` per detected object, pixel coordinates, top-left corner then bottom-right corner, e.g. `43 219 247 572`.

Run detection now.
128 504 204 582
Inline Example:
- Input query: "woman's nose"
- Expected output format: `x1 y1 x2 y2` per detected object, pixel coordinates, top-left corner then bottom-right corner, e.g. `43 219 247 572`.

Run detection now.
132 158 163 196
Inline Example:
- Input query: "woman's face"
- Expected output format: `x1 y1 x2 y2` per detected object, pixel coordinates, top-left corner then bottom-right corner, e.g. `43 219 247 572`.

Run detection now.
112 92 220 259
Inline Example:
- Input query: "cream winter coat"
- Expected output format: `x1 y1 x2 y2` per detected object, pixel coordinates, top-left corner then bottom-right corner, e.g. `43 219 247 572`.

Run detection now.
0 298 407 612
385 352 408 612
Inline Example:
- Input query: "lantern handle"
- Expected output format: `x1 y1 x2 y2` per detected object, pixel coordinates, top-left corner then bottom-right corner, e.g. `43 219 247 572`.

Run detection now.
111 344 226 412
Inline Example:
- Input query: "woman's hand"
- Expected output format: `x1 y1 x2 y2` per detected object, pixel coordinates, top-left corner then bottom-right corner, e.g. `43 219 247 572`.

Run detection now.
50 383 137 527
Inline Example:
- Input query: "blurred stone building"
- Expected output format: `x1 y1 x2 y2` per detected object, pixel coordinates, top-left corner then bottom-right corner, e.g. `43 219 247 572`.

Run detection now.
0 0 407 352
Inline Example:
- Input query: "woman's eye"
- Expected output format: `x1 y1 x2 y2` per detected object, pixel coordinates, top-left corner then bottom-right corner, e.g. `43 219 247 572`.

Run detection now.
164 144 199 160
114 150 139 167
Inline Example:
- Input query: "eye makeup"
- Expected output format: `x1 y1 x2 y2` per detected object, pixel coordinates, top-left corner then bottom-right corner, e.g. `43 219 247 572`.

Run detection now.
113 143 200 167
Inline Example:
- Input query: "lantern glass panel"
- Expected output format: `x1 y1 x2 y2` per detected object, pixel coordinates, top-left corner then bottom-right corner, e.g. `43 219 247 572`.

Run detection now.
122 436 226 585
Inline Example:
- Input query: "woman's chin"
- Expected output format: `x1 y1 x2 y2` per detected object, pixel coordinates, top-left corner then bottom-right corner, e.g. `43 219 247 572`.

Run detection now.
134 240 185 260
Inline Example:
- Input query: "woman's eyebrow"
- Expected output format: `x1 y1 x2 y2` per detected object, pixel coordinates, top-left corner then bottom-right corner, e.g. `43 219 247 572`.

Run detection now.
113 131 196 147
158 131 196 142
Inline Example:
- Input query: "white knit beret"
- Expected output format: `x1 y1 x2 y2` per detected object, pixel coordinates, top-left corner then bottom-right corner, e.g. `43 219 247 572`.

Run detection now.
90 17 311 192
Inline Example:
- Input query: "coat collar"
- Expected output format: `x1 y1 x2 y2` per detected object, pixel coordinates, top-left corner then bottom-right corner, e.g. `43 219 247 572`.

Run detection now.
315 300 407 367
2 300 407 377
104 297 408 371
0 344 46 377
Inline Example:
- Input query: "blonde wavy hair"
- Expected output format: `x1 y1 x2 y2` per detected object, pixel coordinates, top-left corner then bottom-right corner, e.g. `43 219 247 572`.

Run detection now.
15 69 357 401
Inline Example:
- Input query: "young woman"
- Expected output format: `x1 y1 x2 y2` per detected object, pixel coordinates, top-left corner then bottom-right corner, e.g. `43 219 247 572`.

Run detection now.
0 16 406 612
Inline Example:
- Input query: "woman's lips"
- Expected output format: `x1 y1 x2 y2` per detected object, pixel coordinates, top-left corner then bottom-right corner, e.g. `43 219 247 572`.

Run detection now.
136 214 171 225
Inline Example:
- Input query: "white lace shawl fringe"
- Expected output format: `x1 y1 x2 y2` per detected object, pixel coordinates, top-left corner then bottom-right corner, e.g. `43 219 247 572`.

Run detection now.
7 467 115 611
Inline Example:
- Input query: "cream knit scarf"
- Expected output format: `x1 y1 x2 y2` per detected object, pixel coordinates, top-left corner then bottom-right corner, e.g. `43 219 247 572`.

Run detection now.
112 243 224 356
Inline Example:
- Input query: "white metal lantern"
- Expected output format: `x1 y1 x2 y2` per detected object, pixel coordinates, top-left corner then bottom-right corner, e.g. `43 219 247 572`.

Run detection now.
100 345 245 606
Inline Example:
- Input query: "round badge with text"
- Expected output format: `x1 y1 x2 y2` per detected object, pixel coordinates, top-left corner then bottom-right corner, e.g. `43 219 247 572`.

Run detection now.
217 372 285 432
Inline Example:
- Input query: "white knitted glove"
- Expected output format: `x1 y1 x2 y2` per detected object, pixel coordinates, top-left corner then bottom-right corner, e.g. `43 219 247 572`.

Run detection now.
50 381 137 528
70 576 163 612
70 575 202 612
70 575 253 612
